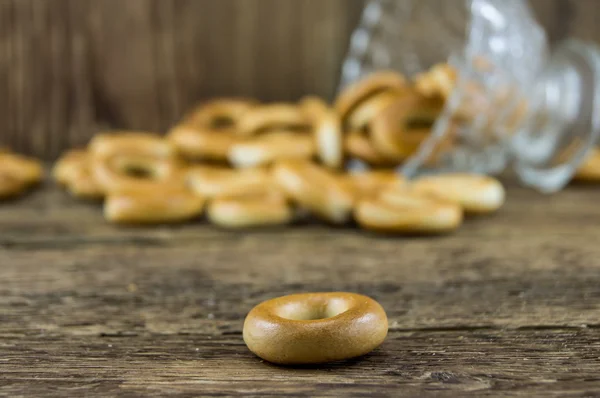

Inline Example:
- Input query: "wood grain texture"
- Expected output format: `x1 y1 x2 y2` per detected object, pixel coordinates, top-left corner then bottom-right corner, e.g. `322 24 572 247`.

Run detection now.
2 181 600 395
0 0 599 161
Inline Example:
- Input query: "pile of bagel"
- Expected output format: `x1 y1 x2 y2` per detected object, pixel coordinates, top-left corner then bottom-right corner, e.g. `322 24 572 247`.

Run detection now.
50 64 511 234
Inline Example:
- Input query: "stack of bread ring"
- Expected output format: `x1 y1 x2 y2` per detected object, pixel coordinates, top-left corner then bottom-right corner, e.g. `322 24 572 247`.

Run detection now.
51 64 514 233
0 148 43 200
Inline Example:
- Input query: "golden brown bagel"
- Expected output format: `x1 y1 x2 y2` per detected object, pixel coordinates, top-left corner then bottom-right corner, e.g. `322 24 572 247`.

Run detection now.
573 148 600 182
414 63 457 99
0 150 43 199
411 173 506 214
186 165 270 199
185 98 256 129
301 97 344 169
104 186 205 224
168 125 240 162
237 104 309 137
53 150 105 199
272 160 354 224
335 70 407 122
207 189 293 229
0 172 28 199
0 152 44 187
228 131 315 168
345 90 401 132
243 292 388 365
89 132 176 159
355 185 464 234
343 170 403 199
370 90 445 161
344 131 394 167
92 153 183 194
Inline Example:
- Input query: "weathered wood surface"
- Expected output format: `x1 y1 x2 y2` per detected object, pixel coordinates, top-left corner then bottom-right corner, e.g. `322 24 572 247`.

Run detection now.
2 181 600 396
1 0 600 160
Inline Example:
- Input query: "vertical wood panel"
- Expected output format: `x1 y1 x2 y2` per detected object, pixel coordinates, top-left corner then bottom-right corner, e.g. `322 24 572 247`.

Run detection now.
0 0 599 160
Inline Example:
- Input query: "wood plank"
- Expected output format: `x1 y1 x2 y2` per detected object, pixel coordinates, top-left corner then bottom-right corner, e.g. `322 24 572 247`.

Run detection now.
2 330 600 397
2 183 600 395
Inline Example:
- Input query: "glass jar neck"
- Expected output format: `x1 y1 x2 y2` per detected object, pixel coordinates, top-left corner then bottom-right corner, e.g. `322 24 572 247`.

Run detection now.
512 40 600 193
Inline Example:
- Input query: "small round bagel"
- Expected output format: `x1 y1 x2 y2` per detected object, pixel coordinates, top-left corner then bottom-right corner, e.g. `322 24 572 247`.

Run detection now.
186 165 270 199
53 150 104 199
53 150 89 186
414 63 457 99
345 90 401 132
228 131 315 169
89 132 176 159
335 70 407 121
573 148 600 182
0 172 28 199
343 170 403 199
411 173 506 214
104 186 205 224
185 98 256 129
370 91 444 160
355 186 464 234
345 131 394 166
0 152 44 186
272 160 354 224
237 104 309 137
301 97 343 169
207 190 293 229
243 292 388 365
168 124 240 162
92 153 183 194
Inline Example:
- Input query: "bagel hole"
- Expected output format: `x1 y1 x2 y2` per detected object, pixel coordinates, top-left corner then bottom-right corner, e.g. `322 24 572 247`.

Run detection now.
277 298 350 321
256 125 310 135
346 88 392 120
210 116 235 130
405 117 436 130
123 165 155 179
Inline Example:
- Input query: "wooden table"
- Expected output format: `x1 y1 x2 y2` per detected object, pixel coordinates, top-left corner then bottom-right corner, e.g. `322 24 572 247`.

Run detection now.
2 182 600 397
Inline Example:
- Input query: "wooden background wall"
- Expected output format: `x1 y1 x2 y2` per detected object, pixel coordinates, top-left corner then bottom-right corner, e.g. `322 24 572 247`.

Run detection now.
1 0 599 160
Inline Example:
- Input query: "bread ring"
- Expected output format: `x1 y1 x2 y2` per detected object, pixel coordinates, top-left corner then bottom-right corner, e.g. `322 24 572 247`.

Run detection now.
414 63 457 99
0 172 28 199
301 97 343 169
53 150 89 186
168 124 239 162
574 148 600 182
185 98 256 129
370 91 444 160
186 165 270 198
207 189 293 229
89 132 176 159
243 292 388 365
0 152 44 187
345 131 394 166
411 173 506 214
355 186 464 234
104 186 205 225
272 160 354 224
237 104 309 137
345 90 401 132
92 153 183 194
53 150 104 199
343 170 403 199
228 131 315 169
0 150 43 200
335 71 407 122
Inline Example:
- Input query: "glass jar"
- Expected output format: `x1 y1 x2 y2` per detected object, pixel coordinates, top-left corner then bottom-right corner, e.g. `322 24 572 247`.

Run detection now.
340 0 600 193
